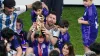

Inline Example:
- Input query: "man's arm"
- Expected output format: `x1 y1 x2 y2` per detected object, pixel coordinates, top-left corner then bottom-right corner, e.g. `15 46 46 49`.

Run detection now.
42 28 59 45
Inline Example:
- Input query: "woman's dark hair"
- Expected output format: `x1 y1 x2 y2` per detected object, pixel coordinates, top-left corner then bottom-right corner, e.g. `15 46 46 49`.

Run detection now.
0 40 7 56
62 42 75 56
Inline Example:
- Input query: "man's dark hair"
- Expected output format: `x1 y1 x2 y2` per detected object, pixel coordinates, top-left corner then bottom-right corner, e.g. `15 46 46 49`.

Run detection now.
49 50 60 56
48 11 56 16
32 1 42 11
58 19 69 28
1 27 15 40
3 0 16 8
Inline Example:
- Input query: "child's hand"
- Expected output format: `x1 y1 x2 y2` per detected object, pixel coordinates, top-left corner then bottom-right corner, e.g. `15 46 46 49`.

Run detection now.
29 22 37 31
33 22 37 28
78 17 83 20
78 19 83 24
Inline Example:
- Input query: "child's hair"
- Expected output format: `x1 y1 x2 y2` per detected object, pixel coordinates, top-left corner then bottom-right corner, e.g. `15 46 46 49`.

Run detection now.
63 42 75 56
1 27 15 41
89 42 100 55
83 0 92 1
58 19 69 28
0 40 7 56
49 50 60 56
32 1 42 11
17 18 23 28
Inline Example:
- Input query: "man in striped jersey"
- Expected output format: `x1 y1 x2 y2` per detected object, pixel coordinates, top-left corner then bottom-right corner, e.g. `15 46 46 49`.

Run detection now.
0 0 32 40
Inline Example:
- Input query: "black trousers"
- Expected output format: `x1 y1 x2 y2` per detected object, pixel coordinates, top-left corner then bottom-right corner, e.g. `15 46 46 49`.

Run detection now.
41 0 63 24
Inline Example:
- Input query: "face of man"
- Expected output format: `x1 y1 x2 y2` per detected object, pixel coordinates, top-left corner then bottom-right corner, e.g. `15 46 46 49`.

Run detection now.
46 14 56 26
4 6 15 15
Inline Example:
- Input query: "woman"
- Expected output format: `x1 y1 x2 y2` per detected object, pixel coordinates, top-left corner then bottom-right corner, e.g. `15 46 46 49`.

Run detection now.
60 42 75 56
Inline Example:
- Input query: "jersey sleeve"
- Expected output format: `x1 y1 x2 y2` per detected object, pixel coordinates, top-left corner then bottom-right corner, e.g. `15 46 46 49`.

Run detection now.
31 11 37 22
42 8 49 17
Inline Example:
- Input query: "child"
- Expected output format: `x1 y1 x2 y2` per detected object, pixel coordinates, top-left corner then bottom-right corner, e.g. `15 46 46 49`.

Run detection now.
16 18 28 53
78 0 98 53
56 19 70 52
31 1 49 23
30 1 49 39
26 27 50 56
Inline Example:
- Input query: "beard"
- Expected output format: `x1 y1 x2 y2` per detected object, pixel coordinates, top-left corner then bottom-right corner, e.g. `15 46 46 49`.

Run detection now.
47 21 54 27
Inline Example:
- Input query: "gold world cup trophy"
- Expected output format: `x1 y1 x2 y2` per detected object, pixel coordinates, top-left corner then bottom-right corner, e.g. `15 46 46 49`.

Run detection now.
35 15 45 37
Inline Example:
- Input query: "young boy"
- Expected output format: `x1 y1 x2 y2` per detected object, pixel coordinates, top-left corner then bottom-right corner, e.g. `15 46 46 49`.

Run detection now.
31 1 49 23
16 18 28 53
78 0 98 53
56 19 70 52
26 27 50 56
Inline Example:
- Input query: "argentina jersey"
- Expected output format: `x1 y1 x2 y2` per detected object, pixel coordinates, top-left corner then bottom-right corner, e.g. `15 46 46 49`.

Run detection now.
0 11 17 31
0 5 27 31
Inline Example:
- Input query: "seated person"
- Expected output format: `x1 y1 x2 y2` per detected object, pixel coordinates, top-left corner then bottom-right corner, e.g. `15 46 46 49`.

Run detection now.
16 18 28 52
1 27 22 56
55 19 70 52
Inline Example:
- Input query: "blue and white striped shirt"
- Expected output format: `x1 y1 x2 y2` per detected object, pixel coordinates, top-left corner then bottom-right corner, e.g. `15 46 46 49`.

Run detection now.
0 5 27 31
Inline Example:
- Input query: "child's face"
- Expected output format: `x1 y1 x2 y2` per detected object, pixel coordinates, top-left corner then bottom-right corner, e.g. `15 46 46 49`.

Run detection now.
16 22 22 30
83 0 92 7
37 37 44 43
35 9 42 15
62 44 69 56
